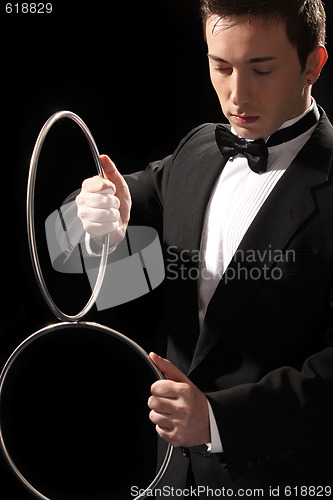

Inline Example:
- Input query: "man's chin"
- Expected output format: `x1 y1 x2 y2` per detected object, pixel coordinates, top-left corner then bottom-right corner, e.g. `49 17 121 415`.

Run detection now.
232 124 265 141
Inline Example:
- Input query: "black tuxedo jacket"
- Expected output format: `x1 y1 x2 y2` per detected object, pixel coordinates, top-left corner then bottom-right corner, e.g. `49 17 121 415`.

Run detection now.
124 108 333 496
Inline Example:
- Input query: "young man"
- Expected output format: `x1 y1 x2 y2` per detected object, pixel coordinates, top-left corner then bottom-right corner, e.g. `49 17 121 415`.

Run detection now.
76 0 332 497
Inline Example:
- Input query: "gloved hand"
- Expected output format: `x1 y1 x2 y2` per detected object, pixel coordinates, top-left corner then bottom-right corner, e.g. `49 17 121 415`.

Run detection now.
76 155 131 247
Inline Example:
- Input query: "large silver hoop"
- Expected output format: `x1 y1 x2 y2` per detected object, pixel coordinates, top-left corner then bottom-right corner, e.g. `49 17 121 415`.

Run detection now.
26 110 110 322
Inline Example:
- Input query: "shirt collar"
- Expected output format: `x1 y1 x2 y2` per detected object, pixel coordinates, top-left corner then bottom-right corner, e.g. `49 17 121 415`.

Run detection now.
231 99 318 143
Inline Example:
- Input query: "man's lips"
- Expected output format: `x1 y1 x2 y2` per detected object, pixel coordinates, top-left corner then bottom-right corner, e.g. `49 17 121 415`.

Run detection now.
232 115 260 125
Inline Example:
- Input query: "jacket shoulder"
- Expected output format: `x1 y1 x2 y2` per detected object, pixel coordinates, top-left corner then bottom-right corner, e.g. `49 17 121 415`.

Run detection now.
172 123 219 162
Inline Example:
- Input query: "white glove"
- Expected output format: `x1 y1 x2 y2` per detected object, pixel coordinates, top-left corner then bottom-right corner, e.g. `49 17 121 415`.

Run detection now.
76 187 121 240
76 156 131 251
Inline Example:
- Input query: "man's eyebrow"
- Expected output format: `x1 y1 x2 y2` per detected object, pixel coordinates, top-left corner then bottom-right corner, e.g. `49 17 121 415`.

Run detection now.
248 56 278 63
207 54 278 64
207 54 228 63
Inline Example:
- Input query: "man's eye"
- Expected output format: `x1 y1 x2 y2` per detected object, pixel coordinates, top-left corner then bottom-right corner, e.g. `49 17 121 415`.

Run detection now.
215 67 232 74
254 70 273 76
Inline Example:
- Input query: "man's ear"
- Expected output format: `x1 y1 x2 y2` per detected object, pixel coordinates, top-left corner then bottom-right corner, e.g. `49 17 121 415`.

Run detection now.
304 45 328 85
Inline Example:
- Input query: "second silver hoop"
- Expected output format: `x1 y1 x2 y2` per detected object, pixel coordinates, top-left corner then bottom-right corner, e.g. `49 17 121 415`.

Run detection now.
0 321 173 500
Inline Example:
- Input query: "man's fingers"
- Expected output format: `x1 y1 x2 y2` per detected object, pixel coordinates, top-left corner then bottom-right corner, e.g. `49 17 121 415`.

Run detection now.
100 155 126 190
149 410 174 430
149 353 190 384
81 175 115 194
148 394 174 414
100 154 132 225
100 154 117 180
150 380 181 399
76 191 120 210
78 207 120 224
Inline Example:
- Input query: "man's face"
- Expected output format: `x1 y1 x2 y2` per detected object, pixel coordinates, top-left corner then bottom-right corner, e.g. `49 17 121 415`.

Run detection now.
206 15 309 140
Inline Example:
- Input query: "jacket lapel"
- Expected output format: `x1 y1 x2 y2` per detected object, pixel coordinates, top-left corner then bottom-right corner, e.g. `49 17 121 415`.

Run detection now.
163 125 227 254
188 111 333 375
162 126 228 374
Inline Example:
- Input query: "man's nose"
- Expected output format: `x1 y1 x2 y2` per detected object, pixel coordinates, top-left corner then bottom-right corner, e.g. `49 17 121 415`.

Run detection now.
230 71 251 107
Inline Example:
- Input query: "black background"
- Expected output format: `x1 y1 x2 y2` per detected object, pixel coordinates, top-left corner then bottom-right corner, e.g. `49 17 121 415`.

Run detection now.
0 1 332 498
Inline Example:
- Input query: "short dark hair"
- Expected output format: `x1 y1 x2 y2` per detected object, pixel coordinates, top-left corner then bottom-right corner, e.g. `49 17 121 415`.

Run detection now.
200 0 326 71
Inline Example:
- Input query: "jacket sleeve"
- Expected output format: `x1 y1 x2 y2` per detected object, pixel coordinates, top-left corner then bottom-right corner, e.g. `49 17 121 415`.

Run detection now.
206 319 333 479
124 123 211 232
124 158 169 233
51 124 210 270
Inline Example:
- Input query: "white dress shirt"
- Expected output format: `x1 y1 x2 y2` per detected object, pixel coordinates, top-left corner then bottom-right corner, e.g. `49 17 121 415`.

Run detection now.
201 101 318 453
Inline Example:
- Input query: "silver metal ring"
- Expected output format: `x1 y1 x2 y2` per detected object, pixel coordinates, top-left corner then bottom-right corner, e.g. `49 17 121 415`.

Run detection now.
26 110 110 322
0 321 173 500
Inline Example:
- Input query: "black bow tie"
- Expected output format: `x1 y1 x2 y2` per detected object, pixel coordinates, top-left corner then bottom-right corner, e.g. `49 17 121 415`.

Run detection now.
215 106 320 174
